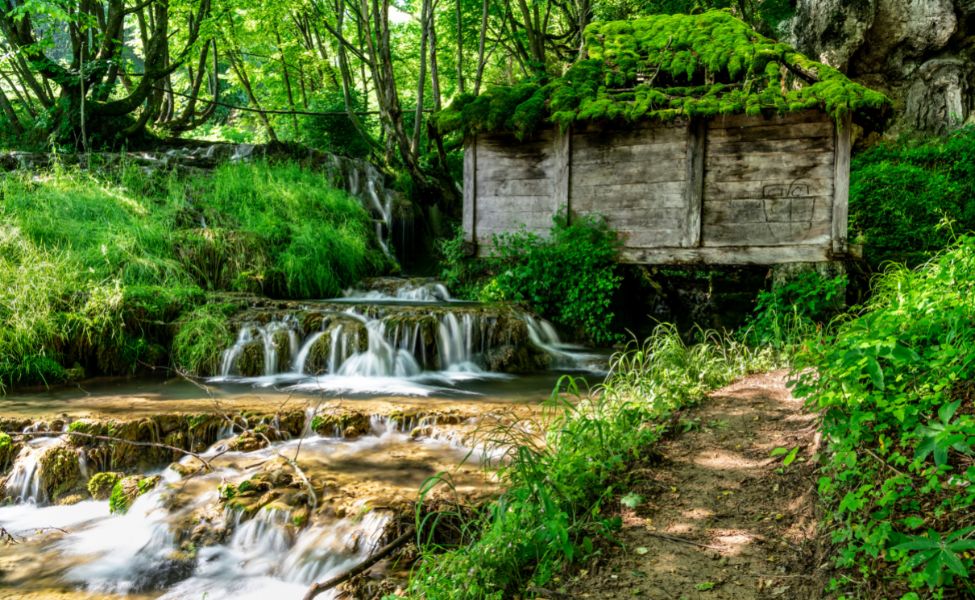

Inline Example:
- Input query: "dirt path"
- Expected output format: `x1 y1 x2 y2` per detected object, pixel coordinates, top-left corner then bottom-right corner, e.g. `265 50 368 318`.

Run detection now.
573 371 826 599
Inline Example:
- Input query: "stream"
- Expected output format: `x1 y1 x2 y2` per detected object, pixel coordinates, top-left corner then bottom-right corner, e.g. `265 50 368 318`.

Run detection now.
0 279 605 599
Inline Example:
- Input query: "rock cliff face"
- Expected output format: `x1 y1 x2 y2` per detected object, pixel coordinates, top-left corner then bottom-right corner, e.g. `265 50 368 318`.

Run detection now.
789 0 975 134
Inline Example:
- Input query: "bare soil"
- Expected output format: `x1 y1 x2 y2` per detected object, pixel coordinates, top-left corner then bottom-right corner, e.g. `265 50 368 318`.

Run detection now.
572 371 827 599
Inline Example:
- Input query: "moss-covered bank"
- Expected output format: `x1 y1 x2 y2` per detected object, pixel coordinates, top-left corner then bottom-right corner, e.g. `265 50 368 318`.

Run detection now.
0 160 389 391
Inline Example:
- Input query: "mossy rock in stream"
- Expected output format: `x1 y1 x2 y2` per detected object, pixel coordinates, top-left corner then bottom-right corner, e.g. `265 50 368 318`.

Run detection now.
87 471 124 500
109 474 162 514
0 432 15 472
311 412 371 438
271 329 294 372
237 341 266 377
38 446 83 503
302 318 368 375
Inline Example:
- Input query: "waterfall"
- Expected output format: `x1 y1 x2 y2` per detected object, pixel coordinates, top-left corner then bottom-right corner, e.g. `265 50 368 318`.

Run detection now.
3 436 61 504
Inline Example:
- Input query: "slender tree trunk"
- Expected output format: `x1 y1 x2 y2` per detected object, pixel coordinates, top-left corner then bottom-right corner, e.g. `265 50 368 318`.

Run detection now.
275 30 300 133
0 87 24 134
230 50 278 142
474 0 489 94
455 0 464 94
412 0 430 154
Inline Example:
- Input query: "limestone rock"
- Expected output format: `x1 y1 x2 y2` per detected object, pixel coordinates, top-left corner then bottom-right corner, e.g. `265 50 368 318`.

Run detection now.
789 0 974 134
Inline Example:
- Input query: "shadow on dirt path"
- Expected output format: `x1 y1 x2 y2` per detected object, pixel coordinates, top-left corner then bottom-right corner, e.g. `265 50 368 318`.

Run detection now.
572 371 828 599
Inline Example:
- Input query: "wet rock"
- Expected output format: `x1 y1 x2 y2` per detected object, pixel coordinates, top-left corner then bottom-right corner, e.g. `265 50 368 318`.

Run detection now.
311 411 371 438
110 474 162 514
789 0 974 134
38 446 83 502
0 432 15 473
237 341 266 377
87 471 124 500
271 329 294 372
225 430 268 452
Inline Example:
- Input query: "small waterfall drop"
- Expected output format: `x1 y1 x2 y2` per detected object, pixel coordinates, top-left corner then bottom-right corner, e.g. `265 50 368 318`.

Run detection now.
3 436 61 504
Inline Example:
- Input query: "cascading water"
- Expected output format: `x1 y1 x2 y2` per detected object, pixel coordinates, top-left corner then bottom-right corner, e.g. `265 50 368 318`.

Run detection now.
3 436 62 504
213 279 602 396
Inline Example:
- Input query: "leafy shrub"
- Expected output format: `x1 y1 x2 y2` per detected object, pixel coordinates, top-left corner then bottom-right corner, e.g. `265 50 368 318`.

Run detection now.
484 214 622 345
743 269 846 349
850 126 975 268
793 236 975 596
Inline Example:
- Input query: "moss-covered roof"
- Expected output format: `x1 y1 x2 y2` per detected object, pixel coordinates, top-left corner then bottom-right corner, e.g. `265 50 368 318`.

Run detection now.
434 11 891 138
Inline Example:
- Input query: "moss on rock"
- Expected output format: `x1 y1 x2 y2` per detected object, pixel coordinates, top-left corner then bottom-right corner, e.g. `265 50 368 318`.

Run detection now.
87 471 124 500
109 474 161 514
38 446 83 502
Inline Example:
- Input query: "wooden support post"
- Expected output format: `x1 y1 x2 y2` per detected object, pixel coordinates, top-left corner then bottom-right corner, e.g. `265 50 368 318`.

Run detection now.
554 126 571 222
832 113 852 255
462 135 477 248
681 118 706 247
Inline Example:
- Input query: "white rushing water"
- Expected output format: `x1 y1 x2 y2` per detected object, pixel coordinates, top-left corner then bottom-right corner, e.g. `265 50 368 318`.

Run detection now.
212 280 604 395
0 414 489 599
3 436 63 504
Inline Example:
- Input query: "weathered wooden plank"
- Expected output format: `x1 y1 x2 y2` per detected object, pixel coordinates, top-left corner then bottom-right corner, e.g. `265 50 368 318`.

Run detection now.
705 160 835 183
707 122 832 142
578 208 686 224
705 150 835 169
707 110 830 129
681 118 705 248
463 137 476 243
476 212 555 230
702 197 832 225
477 164 554 183
477 178 552 197
572 124 686 149
572 160 687 186
702 221 832 247
704 178 834 201
832 113 851 255
476 195 556 212
620 231 687 247
573 190 687 210
572 180 686 198
570 142 687 165
707 135 834 156
555 127 570 217
619 244 834 265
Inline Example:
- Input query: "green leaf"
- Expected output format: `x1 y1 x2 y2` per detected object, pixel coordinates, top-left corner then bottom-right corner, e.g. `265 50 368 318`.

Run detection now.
621 492 644 509
865 357 885 390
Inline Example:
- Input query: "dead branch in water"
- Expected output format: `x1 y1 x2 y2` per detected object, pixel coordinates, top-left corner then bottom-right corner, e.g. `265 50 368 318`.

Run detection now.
303 526 416 600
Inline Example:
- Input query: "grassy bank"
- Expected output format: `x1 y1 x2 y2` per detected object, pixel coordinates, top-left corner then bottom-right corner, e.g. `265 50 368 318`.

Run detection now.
0 160 386 390
407 327 778 598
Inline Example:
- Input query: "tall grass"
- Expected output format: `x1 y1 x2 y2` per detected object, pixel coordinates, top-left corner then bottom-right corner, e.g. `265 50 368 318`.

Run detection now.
408 325 778 598
0 160 386 389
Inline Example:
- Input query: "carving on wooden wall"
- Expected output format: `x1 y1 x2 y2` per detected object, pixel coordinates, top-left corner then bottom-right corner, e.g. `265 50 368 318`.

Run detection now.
762 179 817 241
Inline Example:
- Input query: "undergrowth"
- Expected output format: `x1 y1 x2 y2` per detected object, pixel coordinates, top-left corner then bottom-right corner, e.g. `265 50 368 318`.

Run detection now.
0 160 385 390
849 125 975 269
440 214 622 345
793 236 975 597
407 326 777 598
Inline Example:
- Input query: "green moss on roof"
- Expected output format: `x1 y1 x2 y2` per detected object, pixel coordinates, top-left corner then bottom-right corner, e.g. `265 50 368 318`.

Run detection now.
434 10 891 138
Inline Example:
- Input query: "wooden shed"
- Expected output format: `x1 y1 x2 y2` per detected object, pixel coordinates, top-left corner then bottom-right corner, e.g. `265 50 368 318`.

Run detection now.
438 12 890 265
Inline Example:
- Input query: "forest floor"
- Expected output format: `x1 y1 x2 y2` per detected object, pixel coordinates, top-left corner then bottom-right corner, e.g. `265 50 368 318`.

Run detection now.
572 371 828 599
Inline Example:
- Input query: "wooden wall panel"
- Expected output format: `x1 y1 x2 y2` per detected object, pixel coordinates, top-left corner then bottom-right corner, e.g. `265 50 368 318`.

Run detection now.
570 122 689 248
702 112 836 248
474 130 557 252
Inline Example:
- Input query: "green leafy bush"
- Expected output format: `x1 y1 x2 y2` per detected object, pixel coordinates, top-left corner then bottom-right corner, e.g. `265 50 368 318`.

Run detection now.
850 126 975 268
743 269 846 349
485 214 622 345
793 236 975 596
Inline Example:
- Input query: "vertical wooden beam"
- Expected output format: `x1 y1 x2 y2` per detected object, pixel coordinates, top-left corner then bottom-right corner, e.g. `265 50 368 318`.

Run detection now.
554 126 571 222
681 117 706 247
463 134 477 245
832 113 852 255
